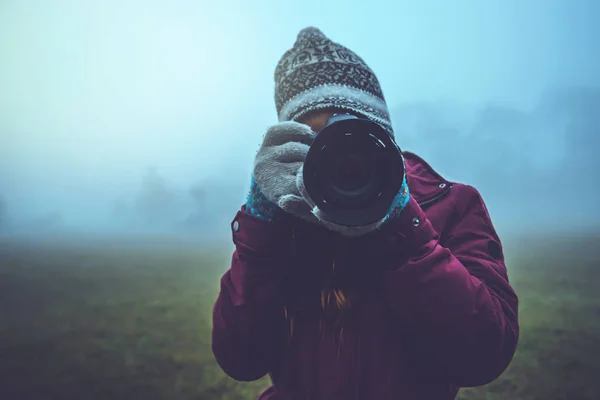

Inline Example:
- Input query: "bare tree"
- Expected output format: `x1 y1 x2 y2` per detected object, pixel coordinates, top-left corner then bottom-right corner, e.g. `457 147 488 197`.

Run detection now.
177 182 208 232
190 183 207 209
135 166 177 227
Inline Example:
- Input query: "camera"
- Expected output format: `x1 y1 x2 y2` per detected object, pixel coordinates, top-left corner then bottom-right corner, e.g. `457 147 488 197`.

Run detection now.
302 113 405 227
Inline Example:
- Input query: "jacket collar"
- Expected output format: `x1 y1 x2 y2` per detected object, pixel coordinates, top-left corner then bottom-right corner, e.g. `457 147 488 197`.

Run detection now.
403 151 452 206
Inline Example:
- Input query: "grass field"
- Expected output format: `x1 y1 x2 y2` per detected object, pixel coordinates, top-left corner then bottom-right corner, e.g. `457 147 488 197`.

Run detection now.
1 232 599 400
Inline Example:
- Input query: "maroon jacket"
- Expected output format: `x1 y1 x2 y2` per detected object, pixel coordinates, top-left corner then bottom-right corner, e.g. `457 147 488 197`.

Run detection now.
212 152 519 400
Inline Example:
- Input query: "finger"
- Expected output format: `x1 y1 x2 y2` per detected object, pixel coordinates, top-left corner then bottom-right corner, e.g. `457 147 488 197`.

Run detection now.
254 167 301 202
256 142 309 164
262 121 315 147
254 159 303 180
295 167 316 208
278 194 314 217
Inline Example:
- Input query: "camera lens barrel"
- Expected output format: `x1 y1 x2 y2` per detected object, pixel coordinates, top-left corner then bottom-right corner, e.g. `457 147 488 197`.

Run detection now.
302 115 405 227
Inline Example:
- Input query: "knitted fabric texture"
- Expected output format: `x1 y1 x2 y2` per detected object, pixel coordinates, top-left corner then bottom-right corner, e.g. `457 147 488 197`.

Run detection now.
274 27 394 136
245 176 277 221
386 174 411 220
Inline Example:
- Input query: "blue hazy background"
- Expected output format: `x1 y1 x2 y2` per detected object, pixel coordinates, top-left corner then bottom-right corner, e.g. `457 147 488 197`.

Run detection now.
1 0 599 241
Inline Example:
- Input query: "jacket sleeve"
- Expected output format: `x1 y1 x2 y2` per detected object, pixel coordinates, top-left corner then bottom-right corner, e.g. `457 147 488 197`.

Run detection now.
375 185 519 387
211 207 292 382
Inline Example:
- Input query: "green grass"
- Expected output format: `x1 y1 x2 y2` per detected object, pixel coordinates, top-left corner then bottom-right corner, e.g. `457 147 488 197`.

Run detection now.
0 233 599 400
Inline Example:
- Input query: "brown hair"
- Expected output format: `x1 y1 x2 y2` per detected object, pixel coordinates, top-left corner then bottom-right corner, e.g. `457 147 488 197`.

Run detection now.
283 258 356 357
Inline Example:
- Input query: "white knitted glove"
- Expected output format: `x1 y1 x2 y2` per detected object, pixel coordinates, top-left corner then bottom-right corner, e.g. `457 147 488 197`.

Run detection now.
252 121 317 223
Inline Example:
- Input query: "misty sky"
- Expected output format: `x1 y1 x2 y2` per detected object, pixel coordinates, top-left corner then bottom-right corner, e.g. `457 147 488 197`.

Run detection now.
0 0 599 229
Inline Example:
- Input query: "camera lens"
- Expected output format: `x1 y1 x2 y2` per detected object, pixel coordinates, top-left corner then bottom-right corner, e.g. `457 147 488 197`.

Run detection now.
302 116 404 227
334 156 370 193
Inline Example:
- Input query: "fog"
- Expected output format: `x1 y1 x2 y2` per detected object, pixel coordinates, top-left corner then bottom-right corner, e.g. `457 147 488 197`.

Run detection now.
1 0 599 241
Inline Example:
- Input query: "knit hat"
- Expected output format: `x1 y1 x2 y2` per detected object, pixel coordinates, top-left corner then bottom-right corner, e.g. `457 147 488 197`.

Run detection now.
274 27 393 136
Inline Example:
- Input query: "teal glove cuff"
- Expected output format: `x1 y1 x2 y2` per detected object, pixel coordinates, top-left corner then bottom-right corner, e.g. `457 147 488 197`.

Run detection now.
385 173 411 221
245 176 277 221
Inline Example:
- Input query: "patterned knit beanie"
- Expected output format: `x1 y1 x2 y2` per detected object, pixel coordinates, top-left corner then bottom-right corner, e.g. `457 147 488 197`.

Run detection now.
274 27 393 136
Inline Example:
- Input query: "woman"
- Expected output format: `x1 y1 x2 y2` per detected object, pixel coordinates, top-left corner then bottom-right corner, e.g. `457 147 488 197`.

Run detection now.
212 27 519 400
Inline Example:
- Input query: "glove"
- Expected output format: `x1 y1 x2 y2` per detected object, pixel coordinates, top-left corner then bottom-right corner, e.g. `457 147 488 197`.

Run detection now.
383 172 411 220
296 154 411 237
244 121 317 222
245 176 278 221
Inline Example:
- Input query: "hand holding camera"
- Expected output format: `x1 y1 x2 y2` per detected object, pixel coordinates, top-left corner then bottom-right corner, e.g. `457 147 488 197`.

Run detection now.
247 115 410 236
249 121 318 223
